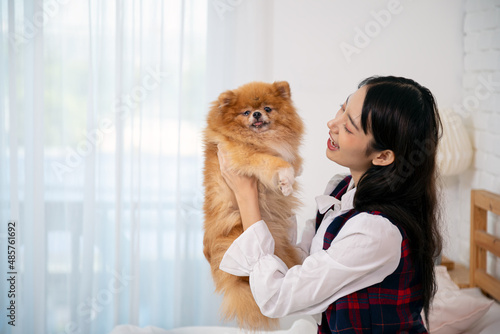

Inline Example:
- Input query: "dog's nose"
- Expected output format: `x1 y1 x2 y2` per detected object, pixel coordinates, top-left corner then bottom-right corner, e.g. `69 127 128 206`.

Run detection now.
253 111 262 119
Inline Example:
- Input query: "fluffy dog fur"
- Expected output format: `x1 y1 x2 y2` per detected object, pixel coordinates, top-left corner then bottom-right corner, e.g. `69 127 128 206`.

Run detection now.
202 81 304 330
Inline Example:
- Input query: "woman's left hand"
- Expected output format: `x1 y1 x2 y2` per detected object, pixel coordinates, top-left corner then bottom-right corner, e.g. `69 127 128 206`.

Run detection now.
217 145 258 198
217 145 262 230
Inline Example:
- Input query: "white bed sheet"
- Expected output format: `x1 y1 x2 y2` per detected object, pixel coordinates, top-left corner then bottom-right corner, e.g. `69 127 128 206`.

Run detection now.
461 288 500 334
109 316 317 334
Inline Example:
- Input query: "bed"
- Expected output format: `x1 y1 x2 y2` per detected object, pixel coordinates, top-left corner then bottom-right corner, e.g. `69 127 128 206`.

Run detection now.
454 189 500 334
110 189 500 334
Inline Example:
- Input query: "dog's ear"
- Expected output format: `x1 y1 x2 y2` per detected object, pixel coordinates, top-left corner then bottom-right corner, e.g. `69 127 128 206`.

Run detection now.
218 90 236 108
273 81 291 99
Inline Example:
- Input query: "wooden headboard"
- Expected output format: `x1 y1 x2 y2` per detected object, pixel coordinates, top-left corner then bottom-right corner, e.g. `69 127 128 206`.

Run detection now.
470 189 500 301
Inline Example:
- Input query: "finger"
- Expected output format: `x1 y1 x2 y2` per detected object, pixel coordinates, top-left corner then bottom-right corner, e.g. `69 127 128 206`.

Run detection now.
217 145 223 163
217 145 228 173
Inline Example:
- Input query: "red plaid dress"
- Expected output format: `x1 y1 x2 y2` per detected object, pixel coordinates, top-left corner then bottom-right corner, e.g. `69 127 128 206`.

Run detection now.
316 176 428 334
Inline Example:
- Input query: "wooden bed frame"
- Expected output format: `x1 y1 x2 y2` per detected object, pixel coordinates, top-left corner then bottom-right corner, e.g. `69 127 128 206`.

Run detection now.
470 189 500 301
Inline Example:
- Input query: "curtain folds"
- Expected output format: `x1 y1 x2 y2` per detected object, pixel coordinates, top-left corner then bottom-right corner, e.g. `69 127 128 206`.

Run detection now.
0 1 223 333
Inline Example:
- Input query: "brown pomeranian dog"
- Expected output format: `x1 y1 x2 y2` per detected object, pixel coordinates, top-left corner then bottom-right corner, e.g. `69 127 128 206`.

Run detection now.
202 81 304 330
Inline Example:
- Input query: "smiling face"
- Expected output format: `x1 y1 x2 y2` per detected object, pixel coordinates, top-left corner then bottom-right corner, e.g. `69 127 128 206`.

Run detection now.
326 86 381 184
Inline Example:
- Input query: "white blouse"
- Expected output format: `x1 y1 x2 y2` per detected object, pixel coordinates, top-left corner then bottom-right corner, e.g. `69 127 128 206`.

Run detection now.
219 175 402 323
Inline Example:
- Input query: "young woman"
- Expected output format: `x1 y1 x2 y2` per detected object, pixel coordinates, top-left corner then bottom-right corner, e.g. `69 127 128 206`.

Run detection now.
217 76 442 333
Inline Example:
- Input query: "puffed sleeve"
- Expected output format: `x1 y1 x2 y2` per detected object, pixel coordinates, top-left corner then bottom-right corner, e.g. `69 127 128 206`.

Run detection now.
295 218 316 261
219 220 288 276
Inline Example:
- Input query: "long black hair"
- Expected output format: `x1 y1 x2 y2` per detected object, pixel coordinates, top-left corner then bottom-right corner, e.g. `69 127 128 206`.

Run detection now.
354 76 442 326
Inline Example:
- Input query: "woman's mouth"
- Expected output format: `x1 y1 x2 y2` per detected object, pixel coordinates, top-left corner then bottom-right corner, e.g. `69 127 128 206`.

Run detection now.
327 137 339 151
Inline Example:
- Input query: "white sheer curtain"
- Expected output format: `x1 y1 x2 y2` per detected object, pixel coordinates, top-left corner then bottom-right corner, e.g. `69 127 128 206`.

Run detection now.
0 0 224 333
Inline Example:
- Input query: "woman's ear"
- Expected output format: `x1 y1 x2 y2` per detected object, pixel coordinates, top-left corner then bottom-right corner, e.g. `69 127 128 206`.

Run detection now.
372 149 395 166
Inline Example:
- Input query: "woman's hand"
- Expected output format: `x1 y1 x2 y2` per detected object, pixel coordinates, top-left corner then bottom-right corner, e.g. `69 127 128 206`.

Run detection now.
217 146 257 198
217 145 262 230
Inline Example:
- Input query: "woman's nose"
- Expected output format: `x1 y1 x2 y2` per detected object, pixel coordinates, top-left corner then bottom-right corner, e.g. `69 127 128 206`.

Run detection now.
327 118 336 129
328 109 343 131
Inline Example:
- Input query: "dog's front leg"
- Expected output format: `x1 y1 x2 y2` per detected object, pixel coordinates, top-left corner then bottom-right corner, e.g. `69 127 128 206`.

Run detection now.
220 144 295 196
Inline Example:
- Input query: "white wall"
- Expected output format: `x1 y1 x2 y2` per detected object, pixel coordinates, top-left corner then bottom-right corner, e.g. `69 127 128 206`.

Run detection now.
269 0 465 233
448 0 500 273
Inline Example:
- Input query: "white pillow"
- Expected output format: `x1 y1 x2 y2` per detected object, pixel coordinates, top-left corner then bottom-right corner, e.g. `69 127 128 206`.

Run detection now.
426 266 494 334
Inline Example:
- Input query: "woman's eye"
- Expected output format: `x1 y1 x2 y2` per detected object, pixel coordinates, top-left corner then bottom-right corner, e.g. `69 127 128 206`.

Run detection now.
264 107 272 112
343 124 352 134
243 110 250 116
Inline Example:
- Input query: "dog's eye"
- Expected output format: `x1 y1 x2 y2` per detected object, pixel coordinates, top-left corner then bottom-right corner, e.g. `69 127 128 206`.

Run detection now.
264 107 272 113
243 110 251 116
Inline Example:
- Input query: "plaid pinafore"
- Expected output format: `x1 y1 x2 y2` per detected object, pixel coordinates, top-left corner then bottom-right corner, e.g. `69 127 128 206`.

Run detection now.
316 176 428 334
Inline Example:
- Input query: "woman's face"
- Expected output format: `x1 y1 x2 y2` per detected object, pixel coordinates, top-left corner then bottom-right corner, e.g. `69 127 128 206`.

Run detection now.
326 86 380 183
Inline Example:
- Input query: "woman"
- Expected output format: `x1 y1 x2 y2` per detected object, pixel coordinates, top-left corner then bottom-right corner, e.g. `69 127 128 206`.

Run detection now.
218 76 442 333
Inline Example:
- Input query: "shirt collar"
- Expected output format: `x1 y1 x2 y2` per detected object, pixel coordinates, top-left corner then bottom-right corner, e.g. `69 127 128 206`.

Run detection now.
315 178 356 214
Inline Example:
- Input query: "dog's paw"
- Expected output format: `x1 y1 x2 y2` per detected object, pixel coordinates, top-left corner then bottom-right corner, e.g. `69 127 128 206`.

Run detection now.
278 167 295 196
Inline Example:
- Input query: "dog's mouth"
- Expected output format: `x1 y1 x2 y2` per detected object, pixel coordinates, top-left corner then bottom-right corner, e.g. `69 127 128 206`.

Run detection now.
251 121 270 131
